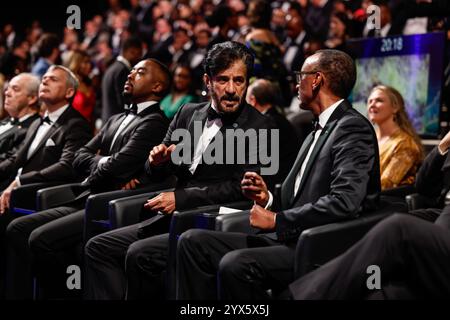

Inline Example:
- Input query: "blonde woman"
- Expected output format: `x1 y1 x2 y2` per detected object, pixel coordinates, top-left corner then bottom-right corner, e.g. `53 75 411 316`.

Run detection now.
367 85 424 190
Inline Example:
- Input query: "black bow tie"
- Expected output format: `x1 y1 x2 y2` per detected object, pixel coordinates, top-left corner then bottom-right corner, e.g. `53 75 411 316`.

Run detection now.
41 116 52 125
125 104 138 115
206 107 222 121
206 106 241 125
312 118 322 132
9 118 18 125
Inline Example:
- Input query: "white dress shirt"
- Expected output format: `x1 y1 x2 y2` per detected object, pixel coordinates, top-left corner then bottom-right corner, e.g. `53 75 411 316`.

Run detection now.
98 101 158 167
189 103 223 175
0 113 35 135
15 105 69 185
293 99 343 196
26 105 69 160
265 99 344 210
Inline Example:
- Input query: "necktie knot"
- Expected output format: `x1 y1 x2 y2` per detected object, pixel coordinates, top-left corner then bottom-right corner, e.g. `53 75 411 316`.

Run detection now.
312 118 322 132
125 103 138 115
9 118 18 125
41 116 52 125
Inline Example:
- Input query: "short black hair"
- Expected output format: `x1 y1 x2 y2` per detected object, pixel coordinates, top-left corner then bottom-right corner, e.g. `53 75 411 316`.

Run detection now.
204 41 254 80
315 49 356 99
121 36 142 52
147 58 172 98
37 33 59 58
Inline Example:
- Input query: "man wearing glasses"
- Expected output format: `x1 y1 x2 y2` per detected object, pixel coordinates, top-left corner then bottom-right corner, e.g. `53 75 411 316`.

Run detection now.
176 49 381 300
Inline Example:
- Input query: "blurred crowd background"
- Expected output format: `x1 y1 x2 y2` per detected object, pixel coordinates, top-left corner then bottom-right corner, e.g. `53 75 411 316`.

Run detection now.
0 0 449 130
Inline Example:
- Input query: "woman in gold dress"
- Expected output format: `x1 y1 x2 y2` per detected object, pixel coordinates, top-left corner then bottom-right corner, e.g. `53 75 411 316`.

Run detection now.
367 85 424 190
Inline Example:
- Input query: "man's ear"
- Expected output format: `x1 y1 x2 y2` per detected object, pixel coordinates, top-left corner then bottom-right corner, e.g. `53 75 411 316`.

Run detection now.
152 82 163 96
65 88 75 101
27 95 38 107
203 73 211 90
313 72 324 91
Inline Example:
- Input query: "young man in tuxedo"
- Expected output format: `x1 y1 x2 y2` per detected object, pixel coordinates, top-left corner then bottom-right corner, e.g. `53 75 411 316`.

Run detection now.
84 41 274 300
0 73 41 165
5 59 171 299
175 49 381 300
0 65 92 298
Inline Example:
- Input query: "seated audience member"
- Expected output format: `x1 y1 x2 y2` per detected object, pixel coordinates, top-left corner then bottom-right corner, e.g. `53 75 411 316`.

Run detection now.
65 50 96 123
5 59 171 299
289 128 450 300
160 63 197 119
101 36 143 123
0 65 92 297
246 79 300 185
289 211 450 299
31 33 60 78
0 73 40 163
84 41 273 300
245 0 290 106
175 49 380 300
367 85 423 190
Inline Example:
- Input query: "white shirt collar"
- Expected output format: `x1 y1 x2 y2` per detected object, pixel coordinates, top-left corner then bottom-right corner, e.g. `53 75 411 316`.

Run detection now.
210 101 219 113
117 55 131 69
19 113 36 123
135 101 158 114
44 104 69 123
318 99 344 128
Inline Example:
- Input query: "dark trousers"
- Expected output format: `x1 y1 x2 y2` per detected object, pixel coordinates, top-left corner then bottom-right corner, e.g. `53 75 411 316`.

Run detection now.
84 191 169 300
289 214 450 299
176 229 296 300
5 205 83 299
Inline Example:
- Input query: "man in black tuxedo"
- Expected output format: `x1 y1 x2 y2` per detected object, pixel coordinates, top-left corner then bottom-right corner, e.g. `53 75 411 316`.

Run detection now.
0 65 92 212
5 59 171 299
0 73 40 165
176 49 381 300
289 129 450 300
101 36 143 123
0 65 92 297
84 41 273 300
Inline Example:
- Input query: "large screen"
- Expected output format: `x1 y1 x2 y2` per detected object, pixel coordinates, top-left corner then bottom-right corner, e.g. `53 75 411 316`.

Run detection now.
347 32 446 138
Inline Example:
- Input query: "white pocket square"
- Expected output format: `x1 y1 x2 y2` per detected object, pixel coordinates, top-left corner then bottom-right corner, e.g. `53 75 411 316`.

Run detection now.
45 139 56 147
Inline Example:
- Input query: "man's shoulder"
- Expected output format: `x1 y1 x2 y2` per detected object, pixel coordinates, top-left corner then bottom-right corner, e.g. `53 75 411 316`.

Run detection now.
60 107 91 130
176 102 209 118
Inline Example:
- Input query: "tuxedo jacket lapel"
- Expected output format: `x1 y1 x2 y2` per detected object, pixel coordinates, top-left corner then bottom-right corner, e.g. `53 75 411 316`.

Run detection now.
188 103 209 161
281 133 314 210
0 125 18 141
105 113 127 151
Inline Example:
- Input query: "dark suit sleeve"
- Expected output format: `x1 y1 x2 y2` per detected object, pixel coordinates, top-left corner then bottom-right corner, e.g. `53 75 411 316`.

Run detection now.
19 119 92 185
72 126 105 178
144 104 187 180
415 147 447 198
88 117 168 186
275 116 377 241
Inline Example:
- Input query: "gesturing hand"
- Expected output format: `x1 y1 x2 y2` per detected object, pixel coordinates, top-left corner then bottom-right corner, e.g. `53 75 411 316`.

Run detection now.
241 172 270 207
149 144 176 166
250 204 276 230
122 178 140 190
143 192 176 215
